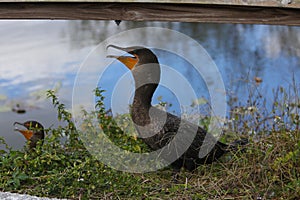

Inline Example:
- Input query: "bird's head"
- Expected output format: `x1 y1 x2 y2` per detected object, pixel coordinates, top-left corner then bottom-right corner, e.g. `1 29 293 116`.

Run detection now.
106 45 159 70
107 45 161 89
14 120 44 141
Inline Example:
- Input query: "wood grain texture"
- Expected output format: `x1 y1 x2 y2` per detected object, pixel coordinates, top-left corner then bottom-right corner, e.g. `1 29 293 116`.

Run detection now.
1 0 300 8
0 2 300 25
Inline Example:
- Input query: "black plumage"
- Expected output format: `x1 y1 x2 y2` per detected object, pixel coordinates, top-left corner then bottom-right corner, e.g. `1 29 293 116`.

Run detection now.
107 45 247 171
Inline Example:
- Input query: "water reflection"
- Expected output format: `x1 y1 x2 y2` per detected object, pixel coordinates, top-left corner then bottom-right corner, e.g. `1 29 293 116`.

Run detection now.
0 20 299 149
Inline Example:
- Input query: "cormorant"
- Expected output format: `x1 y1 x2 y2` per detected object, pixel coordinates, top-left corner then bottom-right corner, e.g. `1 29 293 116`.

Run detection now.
107 45 247 171
14 121 45 149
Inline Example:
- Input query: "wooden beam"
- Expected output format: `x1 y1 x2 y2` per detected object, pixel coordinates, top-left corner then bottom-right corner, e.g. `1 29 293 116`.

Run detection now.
0 2 300 26
2 0 300 9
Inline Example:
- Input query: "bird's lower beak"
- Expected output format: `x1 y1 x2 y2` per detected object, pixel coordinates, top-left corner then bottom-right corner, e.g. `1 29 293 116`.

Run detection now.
106 55 119 59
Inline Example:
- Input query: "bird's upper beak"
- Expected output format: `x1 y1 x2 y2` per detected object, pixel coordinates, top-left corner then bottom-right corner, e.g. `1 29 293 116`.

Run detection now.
13 122 34 140
106 45 138 70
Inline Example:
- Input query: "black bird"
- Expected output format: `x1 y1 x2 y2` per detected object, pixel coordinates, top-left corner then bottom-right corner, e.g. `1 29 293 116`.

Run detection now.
107 45 247 171
14 121 45 149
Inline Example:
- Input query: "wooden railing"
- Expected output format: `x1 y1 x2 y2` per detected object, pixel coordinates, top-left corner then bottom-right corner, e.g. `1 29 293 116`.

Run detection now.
1 0 300 25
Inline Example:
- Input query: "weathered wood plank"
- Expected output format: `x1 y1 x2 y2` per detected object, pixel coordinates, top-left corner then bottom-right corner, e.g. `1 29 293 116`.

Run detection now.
0 3 300 26
1 0 300 9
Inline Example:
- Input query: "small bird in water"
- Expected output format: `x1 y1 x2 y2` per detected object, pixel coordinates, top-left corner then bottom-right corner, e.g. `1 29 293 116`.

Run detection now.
14 121 45 149
107 45 248 172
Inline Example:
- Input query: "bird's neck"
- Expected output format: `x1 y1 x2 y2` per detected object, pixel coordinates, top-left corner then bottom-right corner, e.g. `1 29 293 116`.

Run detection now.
133 84 158 108
131 83 158 126
130 63 160 126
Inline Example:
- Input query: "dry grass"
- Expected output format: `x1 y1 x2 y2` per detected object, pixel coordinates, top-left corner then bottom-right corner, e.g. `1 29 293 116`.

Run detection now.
1 88 299 199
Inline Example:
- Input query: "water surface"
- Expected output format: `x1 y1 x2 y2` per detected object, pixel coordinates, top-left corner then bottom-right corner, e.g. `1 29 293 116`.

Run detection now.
1 21 299 149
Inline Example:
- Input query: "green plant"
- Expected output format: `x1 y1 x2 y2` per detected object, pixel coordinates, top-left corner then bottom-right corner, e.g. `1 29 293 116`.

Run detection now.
0 85 299 199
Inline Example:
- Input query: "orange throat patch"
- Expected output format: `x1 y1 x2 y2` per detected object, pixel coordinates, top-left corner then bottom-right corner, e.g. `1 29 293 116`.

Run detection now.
18 130 34 140
117 56 138 70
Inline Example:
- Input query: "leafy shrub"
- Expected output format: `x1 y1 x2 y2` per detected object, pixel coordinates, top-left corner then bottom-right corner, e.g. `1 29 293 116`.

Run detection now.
0 85 299 199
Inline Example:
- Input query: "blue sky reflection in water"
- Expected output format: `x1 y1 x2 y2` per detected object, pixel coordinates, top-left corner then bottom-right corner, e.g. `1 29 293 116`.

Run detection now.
0 20 299 149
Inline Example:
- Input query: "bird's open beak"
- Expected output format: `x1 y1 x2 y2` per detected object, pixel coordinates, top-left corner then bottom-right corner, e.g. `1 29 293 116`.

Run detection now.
106 45 138 70
13 122 25 131
13 122 34 140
